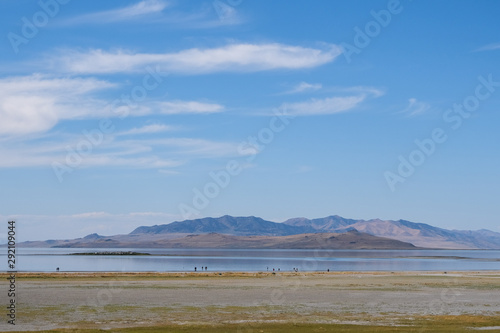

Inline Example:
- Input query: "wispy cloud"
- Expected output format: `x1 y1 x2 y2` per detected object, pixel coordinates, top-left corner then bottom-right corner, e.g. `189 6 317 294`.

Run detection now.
283 96 365 116
64 0 169 24
0 75 227 137
283 82 323 94
0 133 248 171
473 42 500 52
280 87 383 116
50 43 341 75
158 100 224 114
0 74 115 136
0 139 182 169
167 2 246 28
400 98 431 116
117 124 175 136
61 0 245 28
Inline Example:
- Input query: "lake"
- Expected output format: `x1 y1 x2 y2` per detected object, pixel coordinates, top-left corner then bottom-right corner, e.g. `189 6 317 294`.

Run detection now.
5 248 500 272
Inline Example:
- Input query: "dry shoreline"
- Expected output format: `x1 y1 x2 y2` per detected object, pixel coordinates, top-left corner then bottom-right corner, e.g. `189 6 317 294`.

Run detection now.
1 271 500 332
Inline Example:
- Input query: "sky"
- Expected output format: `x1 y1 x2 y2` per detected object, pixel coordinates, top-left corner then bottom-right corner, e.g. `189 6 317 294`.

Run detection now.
0 0 499 242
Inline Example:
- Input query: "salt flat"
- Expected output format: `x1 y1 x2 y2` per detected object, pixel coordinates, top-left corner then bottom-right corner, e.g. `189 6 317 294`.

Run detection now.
1 271 499 332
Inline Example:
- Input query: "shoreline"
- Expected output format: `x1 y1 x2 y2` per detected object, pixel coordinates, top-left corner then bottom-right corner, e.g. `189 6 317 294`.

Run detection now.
2 270 500 278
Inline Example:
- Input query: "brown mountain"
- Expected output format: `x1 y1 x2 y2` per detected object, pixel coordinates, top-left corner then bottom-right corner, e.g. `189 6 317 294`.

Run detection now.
284 216 500 249
22 230 418 250
157 230 418 249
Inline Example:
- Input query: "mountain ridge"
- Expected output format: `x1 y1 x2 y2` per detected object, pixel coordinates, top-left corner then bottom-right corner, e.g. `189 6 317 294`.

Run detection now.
282 216 500 249
131 215 310 236
13 215 500 249
130 215 500 249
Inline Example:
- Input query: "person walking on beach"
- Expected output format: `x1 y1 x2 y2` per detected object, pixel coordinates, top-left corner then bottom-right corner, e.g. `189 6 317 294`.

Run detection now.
194 267 197 272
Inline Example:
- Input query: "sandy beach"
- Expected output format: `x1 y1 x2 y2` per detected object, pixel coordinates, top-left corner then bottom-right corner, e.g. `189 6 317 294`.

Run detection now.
1 271 500 332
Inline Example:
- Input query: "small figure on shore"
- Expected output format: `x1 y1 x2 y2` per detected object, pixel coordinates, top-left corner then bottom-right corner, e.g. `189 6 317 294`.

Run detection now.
194 267 197 272
278 268 280 272
56 267 59 272
205 266 207 271
327 269 330 272
273 268 275 272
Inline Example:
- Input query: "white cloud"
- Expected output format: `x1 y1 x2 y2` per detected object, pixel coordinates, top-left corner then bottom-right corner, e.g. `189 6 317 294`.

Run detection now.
401 98 431 116
0 74 115 136
158 100 224 114
61 0 245 28
284 82 323 94
0 75 238 172
473 42 500 52
65 0 169 24
283 96 365 116
279 87 383 116
0 75 227 137
51 43 341 74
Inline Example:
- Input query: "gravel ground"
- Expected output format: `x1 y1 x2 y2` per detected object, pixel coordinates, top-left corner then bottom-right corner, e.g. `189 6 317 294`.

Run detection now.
1 271 499 331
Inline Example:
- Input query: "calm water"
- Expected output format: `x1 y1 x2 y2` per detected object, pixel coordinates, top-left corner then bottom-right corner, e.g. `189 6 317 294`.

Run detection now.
4 248 500 272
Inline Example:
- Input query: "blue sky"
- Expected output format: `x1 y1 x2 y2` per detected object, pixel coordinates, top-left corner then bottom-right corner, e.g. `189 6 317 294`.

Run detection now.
1 0 499 241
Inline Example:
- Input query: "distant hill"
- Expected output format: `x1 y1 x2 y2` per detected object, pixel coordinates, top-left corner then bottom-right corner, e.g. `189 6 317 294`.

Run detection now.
15 215 500 249
159 230 418 249
20 230 418 250
283 216 500 249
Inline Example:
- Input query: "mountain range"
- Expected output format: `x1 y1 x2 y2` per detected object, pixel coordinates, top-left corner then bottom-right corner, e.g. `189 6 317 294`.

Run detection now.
21 230 417 250
19 215 500 249
129 215 500 249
